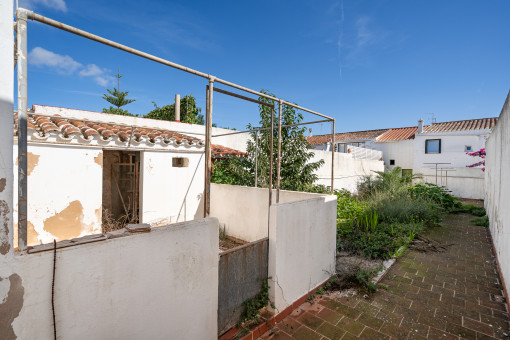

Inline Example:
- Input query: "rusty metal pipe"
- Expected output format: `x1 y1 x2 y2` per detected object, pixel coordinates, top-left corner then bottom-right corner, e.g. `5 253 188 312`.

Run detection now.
16 9 28 251
212 118 330 138
204 81 214 217
276 100 282 203
19 8 334 121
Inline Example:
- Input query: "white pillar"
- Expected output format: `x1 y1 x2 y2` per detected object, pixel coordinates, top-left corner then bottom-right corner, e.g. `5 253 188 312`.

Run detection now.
0 0 15 256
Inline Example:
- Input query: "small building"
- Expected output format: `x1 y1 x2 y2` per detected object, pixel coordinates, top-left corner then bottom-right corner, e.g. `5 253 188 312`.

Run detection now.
13 105 245 247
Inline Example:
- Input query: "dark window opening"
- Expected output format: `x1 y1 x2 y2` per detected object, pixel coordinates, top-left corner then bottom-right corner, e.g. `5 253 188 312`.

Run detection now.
389 159 395 165
425 139 441 154
172 157 189 167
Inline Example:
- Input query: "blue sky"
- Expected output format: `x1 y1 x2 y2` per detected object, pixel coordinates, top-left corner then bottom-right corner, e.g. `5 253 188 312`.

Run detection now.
15 0 510 134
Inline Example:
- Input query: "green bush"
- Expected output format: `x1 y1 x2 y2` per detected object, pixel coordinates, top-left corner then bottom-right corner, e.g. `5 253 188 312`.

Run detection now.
452 203 486 216
340 222 424 259
368 194 440 227
408 182 460 212
471 215 489 227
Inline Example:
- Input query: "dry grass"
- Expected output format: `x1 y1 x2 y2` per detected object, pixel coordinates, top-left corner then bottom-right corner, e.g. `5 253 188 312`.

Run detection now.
101 207 139 234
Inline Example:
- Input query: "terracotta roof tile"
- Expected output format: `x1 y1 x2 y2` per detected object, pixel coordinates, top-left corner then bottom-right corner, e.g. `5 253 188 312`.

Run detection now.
376 126 417 142
307 129 388 145
13 111 246 157
211 145 247 158
423 117 498 133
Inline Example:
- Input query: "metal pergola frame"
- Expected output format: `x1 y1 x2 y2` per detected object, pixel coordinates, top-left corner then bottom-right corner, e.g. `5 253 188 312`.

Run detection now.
14 8 336 251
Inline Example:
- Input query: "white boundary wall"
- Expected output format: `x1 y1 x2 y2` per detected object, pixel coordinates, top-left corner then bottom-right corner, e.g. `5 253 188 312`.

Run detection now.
6 218 219 339
311 150 384 193
210 183 325 242
269 195 337 312
416 166 485 199
485 92 510 296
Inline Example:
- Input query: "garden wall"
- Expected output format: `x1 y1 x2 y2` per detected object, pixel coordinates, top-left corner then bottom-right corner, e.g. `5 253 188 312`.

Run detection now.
485 91 510 301
310 150 384 193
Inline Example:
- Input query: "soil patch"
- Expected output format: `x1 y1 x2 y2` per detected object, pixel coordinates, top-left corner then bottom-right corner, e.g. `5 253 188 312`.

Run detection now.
219 236 247 251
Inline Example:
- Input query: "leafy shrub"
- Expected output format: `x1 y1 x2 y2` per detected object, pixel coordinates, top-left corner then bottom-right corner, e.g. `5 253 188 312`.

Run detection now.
452 203 486 216
368 194 440 227
340 222 424 259
408 182 461 212
471 216 489 227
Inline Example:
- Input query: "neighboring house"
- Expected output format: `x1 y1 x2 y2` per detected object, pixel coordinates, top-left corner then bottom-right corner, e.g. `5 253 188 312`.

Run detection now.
307 117 498 198
12 105 245 247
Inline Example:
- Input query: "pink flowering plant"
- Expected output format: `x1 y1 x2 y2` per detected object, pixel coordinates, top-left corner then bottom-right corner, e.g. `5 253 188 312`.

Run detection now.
466 148 485 171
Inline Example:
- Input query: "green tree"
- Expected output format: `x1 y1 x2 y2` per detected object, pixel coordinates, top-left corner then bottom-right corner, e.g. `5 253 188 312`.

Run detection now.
144 94 204 124
102 70 136 116
211 90 324 191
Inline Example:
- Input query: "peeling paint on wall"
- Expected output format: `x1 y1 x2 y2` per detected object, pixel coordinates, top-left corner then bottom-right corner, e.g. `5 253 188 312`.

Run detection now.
0 178 6 192
43 200 85 241
0 274 24 340
27 152 40 176
0 200 11 255
94 153 103 167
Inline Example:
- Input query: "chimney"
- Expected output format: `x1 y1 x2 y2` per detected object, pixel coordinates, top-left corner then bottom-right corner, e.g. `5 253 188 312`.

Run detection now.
418 118 424 133
309 128 312 137
174 94 180 122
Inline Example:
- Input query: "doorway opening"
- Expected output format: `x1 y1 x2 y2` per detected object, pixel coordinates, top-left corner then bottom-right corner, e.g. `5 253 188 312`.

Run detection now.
102 150 140 232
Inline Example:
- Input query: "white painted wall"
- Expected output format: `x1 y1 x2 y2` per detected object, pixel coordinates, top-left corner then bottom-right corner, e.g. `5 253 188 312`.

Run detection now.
311 150 384 193
33 105 250 152
210 183 323 242
485 92 510 297
416 166 485 199
9 218 219 339
268 195 337 312
141 151 205 225
13 144 103 246
374 140 414 170
0 0 14 260
413 132 489 169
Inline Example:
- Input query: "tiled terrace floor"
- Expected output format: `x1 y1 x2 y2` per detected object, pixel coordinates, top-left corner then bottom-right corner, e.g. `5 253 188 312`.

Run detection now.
259 214 510 339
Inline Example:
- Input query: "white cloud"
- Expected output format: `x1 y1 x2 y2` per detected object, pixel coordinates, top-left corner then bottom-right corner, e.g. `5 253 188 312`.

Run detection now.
29 47 82 74
79 64 103 77
29 47 114 86
18 0 67 12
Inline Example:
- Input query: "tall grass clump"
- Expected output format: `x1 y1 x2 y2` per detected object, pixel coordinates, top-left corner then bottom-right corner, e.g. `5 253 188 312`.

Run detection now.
336 167 456 260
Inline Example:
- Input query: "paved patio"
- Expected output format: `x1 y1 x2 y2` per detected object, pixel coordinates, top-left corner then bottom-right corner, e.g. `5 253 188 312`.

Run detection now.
259 214 510 339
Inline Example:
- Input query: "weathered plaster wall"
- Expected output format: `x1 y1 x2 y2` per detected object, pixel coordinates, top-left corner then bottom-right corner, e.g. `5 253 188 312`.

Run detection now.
310 150 384 193
141 151 205 225
269 195 337 312
13 144 103 246
210 184 323 242
8 218 219 339
485 92 510 297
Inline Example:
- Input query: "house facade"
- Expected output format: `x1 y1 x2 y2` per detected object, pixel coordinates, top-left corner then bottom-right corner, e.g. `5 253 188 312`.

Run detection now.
13 105 245 247
307 117 498 198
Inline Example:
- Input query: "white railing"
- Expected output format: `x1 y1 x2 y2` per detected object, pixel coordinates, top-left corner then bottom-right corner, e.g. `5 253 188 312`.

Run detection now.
345 145 382 161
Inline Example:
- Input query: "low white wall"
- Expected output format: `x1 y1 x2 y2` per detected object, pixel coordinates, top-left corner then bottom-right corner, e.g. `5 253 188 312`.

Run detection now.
141 151 204 225
268 195 337 312
311 150 384 193
9 218 219 339
210 183 322 242
485 92 510 297
13 144 103 246
416 166 485 199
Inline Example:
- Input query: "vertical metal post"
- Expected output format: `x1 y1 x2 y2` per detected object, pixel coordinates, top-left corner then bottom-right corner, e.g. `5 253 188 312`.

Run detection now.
174 94 180 121
268 106 274 207
204 78 214 217
276 100 282 203
254 132 258 187
331 119 335 194
16 10 28 251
